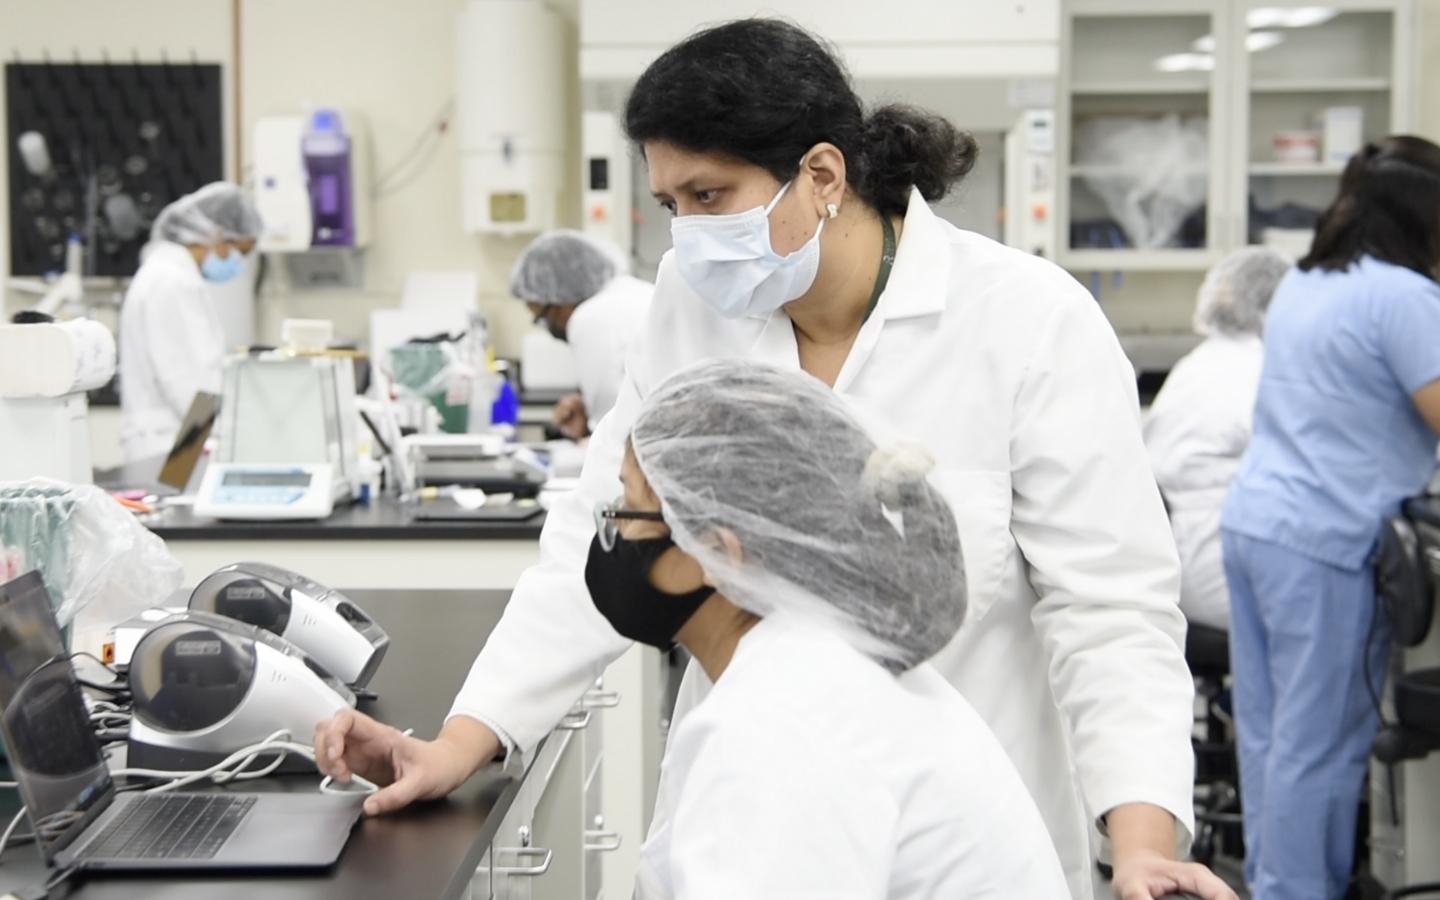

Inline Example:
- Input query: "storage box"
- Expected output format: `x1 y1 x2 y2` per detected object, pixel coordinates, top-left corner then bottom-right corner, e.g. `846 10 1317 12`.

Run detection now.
1322 107 1364 164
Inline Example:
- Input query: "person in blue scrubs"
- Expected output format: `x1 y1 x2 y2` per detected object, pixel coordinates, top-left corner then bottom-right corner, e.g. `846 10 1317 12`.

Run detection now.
1221 135 1440 899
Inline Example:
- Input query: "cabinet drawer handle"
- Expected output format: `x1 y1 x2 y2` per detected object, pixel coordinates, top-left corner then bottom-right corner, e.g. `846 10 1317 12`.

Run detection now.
481 846 553 877
583 829 622 852
582 689 621 709
558 710 592 731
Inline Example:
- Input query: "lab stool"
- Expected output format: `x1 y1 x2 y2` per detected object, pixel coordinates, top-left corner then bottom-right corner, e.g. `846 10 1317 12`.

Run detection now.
1187 623 1244 867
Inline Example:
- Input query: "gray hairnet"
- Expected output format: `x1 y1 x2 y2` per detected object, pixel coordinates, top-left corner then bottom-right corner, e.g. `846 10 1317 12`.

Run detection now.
150 182 263 246
630 360 966 672
1193 246 1293 336
509 230 618 306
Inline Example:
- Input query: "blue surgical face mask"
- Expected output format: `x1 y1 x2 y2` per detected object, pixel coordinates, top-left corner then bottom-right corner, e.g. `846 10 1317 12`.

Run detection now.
669 178 826 320
200 248 246 283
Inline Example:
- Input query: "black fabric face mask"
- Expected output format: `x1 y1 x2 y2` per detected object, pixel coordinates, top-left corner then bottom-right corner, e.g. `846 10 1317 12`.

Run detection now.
584 534 714 650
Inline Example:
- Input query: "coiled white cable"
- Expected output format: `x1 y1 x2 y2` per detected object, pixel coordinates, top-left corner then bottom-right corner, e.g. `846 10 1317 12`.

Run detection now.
110 729 381 795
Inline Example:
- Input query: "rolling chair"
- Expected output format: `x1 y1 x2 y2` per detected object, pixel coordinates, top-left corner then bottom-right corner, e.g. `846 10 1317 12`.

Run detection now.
1370 500 1440 899
1187 622 1244 867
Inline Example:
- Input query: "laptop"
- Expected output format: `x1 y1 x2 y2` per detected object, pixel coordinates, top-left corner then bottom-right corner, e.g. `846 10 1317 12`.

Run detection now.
100 391 219 497
0 571 363 873
410 500 545 523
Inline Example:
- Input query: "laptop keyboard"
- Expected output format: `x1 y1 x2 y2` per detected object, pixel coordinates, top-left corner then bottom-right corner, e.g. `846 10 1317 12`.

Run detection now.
82 794 257 860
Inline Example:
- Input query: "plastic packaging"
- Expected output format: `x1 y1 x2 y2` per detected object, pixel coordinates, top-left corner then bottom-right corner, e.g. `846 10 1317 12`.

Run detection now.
0 478 184 629
1074 114 1209 250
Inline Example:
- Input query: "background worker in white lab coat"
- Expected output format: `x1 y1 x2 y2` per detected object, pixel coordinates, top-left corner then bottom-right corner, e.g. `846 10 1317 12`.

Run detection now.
511 230 652 439
1144 247 1292 632
595 359 1068 898
118 183 261 462
315 19 1230 900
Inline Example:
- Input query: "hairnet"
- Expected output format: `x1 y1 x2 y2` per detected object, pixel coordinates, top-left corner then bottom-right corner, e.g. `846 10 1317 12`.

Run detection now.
509 230 618 306
150 182 263 246
1193 246 1293 336
630 360 966 672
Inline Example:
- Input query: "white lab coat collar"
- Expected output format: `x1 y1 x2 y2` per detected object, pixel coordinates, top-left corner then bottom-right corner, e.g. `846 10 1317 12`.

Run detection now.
874 187 951 321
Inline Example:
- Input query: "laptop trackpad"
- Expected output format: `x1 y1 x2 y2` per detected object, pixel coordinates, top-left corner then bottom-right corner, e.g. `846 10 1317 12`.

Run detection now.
216 793 364 868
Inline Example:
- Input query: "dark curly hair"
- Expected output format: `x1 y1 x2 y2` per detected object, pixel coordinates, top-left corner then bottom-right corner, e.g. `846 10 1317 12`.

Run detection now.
623 19 977 218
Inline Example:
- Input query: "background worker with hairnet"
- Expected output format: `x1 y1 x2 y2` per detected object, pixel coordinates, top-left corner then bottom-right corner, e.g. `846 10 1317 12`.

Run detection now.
118 182 263 462
510 231 652 440
1143 246 1292 632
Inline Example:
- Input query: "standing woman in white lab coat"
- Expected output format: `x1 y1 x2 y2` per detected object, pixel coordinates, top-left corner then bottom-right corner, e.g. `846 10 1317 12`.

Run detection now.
510 231 653 439
118 183 261 462
316 19 1230 899
1144 247 1292 632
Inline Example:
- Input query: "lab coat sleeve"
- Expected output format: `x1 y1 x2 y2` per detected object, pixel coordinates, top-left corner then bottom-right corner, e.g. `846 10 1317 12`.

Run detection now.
1008 290 1196 851
140 271 224 418
568 310 622 426
664 718 896 900
446 361 645 753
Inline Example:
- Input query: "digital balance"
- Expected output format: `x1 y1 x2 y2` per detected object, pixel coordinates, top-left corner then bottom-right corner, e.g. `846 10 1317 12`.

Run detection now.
194 462 336 520
195 351 360 521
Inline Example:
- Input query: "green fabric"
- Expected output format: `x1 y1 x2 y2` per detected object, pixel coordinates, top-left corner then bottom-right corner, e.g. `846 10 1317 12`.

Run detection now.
389 344 470 434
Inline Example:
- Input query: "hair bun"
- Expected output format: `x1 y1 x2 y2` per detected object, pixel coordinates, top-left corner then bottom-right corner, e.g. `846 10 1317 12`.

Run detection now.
857 105 978 215
861 443 937 507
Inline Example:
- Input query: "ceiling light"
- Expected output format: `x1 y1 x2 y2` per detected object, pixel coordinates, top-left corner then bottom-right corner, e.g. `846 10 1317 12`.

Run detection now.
1154 53 1216 73
1247 31 1287 51
1247 6 1339 28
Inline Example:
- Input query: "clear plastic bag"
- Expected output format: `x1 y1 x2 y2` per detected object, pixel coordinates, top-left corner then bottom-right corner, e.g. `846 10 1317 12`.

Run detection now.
0 478 183 629
1075 114 1209 249
388 332 502 435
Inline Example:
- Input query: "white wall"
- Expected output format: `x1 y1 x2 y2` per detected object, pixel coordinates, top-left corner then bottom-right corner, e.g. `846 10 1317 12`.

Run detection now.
5 0 1437 349
2 0 578 358
1423 0 1440 138
241 0 579 357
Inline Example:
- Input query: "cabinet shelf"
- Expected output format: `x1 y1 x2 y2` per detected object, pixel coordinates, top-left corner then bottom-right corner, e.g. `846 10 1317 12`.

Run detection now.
1250 78 1391 94
1071 164 1209 179
1249 162 1347 176
1072 80 1211 96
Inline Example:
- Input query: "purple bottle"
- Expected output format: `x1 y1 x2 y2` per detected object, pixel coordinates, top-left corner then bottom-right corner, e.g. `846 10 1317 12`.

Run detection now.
303 109 356 247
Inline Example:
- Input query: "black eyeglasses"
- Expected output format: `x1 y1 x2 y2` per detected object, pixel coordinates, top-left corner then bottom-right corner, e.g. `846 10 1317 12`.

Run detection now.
594 498 666 551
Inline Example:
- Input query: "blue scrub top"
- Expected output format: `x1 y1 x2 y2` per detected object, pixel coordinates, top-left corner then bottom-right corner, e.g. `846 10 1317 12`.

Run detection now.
1222 256 1440 570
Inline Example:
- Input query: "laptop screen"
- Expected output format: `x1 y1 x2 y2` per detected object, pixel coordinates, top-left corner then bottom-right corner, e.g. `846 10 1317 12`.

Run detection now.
156 391 220 493
0 572 115 862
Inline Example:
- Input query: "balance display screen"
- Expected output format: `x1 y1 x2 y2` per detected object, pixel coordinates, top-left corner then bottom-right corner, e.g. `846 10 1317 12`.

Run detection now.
222 471 312 488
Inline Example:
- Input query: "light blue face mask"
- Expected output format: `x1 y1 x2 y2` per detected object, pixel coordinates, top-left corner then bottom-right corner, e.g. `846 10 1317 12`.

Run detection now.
200 248 246 283
669 177 827 320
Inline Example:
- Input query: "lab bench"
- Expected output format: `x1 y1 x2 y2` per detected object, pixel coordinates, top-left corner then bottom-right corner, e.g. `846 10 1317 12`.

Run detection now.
137 496 545 592
0 589 595 900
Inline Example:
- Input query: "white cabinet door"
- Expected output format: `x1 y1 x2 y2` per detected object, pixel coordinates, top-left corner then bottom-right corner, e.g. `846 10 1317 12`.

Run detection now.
1060 0 1232 271
1231 0 1413 254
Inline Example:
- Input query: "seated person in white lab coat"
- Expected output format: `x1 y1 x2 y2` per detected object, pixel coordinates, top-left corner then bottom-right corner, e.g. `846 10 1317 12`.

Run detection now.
510 231 652 439
118 183 262 462
589 360 1068 898
1143 247 1292 631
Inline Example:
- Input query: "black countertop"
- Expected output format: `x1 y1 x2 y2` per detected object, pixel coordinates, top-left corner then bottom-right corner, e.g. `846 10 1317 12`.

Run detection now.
99 457 547 541
0 589 519 900
139 496 546 541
